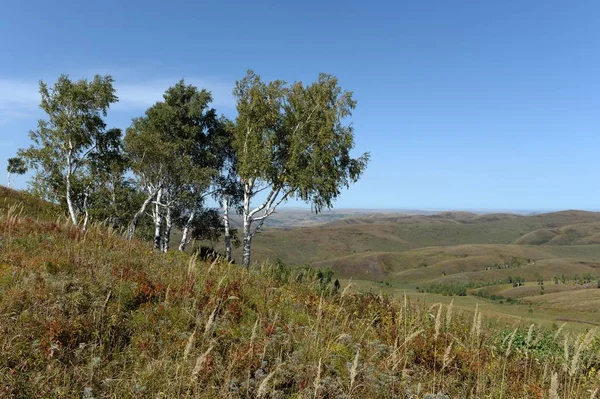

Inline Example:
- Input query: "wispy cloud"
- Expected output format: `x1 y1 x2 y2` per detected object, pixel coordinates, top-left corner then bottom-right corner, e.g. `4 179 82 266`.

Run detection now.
116 77 235 110
0 79 41 124
0 74 235 124
0 140 16 147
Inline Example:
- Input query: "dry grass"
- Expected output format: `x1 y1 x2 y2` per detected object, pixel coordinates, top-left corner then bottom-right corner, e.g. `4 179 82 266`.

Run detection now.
1 194 600 397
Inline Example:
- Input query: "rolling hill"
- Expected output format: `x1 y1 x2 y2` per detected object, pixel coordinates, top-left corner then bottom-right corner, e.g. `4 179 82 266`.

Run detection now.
247 209 600 266
238 208 600 329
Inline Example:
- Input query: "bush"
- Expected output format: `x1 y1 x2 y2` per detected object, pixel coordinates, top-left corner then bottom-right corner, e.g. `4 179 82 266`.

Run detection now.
424 283 467 296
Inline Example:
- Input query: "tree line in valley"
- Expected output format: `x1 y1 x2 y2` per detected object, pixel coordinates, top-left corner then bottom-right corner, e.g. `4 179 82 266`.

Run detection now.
7 71 369 267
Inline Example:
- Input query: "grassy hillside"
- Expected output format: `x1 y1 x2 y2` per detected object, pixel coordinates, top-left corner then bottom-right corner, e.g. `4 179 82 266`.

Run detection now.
2 189 600 397
311 244 554 281
241 209 600 333
514 221 600 245
0 186 60 221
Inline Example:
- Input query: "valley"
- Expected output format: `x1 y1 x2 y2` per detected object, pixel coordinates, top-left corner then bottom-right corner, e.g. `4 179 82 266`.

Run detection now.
242 209 600 329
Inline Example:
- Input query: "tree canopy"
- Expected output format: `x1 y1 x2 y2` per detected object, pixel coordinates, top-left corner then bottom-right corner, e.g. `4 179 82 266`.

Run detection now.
6 157 27 187
232 70 369 266
18 74 118 226
124 80 227 251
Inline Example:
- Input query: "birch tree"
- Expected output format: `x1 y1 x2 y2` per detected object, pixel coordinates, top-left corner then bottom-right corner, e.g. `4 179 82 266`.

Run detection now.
124 80 220 248
189 117 244 260
176 117 231 252
232 71 369 267
83 128 138 230
124 113 173 245
6 157 27 188
212 156 244 261
175 206 234 253
123 130 163 242
18 74 118 226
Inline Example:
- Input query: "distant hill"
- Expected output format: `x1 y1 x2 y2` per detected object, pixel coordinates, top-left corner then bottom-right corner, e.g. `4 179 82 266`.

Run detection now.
322 211 521 227
247 209 600 265
242 208 600 299
513 220 600 245
310 244 600 285
228 207 546 229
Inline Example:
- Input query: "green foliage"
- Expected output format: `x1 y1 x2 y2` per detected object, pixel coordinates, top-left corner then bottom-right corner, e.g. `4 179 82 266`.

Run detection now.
233 70 369 213
266 258 293 284
472 290 514 303
125 80 220 188
423 283 467 296
512 276 525 287
177 207 230 243
124 80 226 247
6 157 27 175
536 274 544 285
17 74 118 225
265 259 337 295
232 70 369 266
496 326 563 360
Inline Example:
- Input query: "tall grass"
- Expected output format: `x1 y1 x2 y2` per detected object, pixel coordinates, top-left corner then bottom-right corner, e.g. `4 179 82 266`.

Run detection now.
0 202 599 397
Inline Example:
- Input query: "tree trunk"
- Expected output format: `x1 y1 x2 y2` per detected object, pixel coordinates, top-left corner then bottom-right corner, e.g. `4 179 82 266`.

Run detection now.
109 176 118 227
82 188 90 231
7 172 11 188
65 148 78 226
153 188 163 250
241 183 252 267
162 205 172 253
223 195 232 262
178 210 195 252
242 232 252 267
126 186 159 240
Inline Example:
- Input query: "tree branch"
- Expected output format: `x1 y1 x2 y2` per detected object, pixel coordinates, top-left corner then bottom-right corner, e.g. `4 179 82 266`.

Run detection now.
200 188 219 199
252 184 272 196
248 187 280 219
249 189 291 236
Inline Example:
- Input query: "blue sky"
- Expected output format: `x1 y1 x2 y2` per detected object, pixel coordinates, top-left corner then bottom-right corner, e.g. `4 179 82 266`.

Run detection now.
1 0 599 211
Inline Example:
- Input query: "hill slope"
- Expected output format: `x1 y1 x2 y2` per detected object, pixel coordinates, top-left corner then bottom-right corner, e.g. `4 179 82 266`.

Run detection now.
1 188 599 397
0 186 60 220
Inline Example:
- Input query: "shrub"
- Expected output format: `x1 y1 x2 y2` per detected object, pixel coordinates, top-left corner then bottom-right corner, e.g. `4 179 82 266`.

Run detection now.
424 283 467 296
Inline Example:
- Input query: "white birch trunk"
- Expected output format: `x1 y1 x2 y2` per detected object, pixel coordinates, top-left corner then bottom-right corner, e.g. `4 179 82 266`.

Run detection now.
126 187 159 240
223 195 232 262
242 223 252 267
241 181 253 267
109 176 118 226
162 205 172 253
240 181 290 268
7 172 11 188
153 188 163 250
82 188 90 231
65 146 79 226
178 210 195 252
